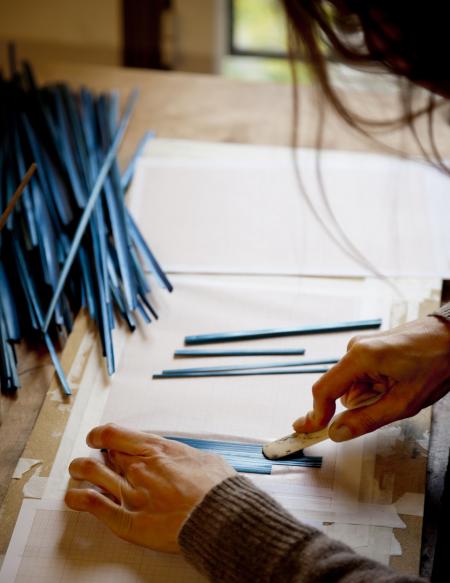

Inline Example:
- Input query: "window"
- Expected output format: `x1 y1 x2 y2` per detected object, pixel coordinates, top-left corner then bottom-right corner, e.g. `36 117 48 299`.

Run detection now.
228 0 287 59
223 0 310 83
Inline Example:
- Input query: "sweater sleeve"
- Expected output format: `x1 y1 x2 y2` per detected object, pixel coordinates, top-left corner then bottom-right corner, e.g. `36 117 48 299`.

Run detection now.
431 301 450 322
179 475 423 583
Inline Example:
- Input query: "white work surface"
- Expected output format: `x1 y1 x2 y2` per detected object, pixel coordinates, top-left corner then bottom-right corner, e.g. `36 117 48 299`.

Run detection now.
129 140 450 278
0 140 442 581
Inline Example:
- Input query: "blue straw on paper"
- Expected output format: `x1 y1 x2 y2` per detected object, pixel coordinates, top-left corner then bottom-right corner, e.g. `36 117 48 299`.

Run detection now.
184 319 382 345
174 348 306 357
165 436 322 474
162 358 339 375
153 367 329 379
42 90 139 333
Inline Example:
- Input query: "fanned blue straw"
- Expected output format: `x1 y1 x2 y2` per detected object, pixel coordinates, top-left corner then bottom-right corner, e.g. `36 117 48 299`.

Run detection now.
165 436 322 474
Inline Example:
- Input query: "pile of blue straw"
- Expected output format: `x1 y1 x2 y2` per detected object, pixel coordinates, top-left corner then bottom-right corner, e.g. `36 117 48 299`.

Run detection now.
0 52 171 395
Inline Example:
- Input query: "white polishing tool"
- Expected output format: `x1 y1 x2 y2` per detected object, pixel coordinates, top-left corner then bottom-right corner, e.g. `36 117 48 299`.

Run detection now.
263 395 382 460
262 427 329 460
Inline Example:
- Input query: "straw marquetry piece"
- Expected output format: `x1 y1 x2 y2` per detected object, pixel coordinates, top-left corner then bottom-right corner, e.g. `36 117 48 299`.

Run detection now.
165 436 322 474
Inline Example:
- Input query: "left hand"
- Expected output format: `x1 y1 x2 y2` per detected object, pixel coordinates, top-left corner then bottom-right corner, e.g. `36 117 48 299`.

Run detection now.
65 424 235 553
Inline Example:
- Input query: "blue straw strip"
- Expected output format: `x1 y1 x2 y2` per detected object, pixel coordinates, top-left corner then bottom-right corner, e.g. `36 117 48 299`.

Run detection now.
127 212 173 291
13 239 72 395
174 348 306 357
153 367 329 379
185 319 382 345
121 131 155 192
162 358 338 375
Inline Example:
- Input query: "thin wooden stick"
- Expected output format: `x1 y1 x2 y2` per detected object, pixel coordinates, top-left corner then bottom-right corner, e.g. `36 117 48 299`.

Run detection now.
0 163 37 232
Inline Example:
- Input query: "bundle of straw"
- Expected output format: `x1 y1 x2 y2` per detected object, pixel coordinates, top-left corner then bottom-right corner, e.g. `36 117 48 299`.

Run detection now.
0 52 171 395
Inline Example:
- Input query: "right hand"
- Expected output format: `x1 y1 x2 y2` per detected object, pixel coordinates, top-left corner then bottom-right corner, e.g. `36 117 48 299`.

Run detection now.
293 315 450 442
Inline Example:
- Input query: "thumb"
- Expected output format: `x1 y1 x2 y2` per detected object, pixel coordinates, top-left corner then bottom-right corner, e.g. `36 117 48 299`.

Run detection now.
328 394 405 442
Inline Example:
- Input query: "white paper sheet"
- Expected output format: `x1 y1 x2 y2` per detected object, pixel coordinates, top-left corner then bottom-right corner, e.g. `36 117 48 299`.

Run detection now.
101 275 390 436
2 137 439 580
2 275 425 581
13 459 42 479
0 500 205 583
44 275 392 516
128 142 450 278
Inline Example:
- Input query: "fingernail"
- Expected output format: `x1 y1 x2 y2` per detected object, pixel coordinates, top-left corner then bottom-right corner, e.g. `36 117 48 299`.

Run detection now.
330 425 352 442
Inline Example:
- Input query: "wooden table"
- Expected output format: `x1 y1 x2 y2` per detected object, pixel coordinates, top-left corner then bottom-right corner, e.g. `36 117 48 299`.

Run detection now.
1 61 449 578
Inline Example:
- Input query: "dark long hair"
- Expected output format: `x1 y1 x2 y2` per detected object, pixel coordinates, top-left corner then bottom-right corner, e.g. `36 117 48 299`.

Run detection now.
278 0 448 281
281 0 447 159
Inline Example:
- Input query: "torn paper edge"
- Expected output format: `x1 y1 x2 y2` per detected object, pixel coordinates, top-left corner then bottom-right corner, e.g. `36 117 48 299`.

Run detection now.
12 458 41 479
22 467 47 499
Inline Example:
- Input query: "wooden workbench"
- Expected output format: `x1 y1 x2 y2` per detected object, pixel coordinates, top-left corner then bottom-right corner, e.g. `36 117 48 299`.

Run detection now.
1 61 449 578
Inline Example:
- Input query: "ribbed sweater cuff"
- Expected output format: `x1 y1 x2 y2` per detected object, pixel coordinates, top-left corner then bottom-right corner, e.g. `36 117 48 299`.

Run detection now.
179 474 318 583
430 301 450 322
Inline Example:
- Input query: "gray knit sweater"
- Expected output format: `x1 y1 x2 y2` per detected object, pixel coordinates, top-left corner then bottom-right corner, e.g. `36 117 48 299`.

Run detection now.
180 475 423 582
178 308 450 582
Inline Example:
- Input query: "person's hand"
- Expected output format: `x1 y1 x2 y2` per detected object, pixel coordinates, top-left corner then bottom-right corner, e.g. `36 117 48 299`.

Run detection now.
65 424 236 553
293 316 450 442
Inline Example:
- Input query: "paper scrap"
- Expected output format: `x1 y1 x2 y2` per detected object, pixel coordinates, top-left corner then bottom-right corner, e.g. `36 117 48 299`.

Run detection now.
390 533 402 556
12 458 41 479
23 468 47 499
394 492 425 517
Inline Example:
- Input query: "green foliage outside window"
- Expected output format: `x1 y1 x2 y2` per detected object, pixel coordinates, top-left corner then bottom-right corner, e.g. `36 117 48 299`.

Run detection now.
232 0 287 54
224 0 312 84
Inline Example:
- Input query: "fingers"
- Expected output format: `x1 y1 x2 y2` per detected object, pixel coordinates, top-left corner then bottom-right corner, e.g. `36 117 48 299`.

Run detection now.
107 450 150 484
293 353 366 433
328 393 405 442
69 457 133 502
65 488 131 538
87 424 164 455
341 382 384 409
